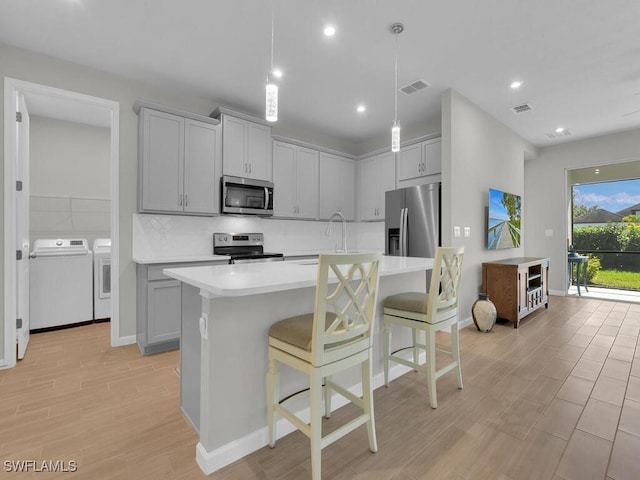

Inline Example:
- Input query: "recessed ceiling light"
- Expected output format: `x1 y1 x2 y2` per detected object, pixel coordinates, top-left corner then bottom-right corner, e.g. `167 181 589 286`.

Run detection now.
356 105 366 113
510 80 523 90
555 127 566 134
272 69 283 79
323 25 336 37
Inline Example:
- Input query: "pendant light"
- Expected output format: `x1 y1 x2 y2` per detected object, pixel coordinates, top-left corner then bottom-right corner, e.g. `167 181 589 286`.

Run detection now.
265 4 278 122
390 23 404 152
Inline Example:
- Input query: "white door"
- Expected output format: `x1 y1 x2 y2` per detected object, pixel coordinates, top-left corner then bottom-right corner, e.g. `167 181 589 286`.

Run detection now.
16 93 30 359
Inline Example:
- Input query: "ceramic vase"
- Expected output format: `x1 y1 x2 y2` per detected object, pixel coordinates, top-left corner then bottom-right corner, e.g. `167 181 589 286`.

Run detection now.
472 293 497 332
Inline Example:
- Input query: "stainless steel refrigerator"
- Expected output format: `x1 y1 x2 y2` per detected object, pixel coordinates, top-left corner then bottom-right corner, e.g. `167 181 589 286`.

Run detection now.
385 182 440 258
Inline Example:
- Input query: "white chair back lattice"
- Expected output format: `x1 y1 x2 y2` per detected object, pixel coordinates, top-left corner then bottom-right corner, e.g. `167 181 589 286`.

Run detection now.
311 252 381 366
427 246 464 322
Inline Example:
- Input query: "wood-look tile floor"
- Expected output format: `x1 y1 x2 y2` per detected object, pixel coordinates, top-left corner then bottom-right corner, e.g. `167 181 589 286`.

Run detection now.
1 295 639 479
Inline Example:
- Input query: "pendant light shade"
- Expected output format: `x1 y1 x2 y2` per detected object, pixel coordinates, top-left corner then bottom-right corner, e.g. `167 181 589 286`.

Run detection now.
391 120 400 153
265 4 278 122
390 23 404 152
266 74 278 122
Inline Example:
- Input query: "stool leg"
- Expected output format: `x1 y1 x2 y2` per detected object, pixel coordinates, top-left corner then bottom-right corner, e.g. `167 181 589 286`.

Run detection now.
383 318 391 387
310 370 323 480
452 323 463 389
266 357 279 447
576 262 581 296
324 375 332 418
362 356 378 453
427 326 437 409
583 262 589 293
412 327 419 369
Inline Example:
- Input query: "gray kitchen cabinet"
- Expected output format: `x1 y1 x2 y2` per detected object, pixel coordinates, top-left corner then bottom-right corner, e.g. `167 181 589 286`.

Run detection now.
272 140 319 219
139 107 220 215
220 113 272 181
319 152 356 220
136 260 227 355
397 137 441 183
358 151 395 221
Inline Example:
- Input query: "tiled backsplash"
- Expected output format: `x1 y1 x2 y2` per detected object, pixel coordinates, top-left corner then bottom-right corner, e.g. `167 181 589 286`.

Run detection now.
132 214 385 259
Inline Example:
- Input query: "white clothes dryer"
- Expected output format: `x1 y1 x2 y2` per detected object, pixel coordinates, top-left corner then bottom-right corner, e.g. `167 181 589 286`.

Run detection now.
29 239 93 330
93 238 111 320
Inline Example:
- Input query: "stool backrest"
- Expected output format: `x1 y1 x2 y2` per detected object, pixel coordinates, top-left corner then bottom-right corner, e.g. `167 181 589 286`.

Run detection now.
427 246 464 322
312 252 381 366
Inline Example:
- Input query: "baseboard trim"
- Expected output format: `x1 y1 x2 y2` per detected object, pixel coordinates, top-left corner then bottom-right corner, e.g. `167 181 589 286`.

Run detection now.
111 334 136 347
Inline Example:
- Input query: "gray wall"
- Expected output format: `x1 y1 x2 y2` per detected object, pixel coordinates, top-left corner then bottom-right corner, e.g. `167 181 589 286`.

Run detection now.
29 116 110 246
524 129 640 294
441 89 536 322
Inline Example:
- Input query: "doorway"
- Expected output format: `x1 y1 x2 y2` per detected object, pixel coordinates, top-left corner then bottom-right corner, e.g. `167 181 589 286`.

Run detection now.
566 160 640 302
3 78 120 368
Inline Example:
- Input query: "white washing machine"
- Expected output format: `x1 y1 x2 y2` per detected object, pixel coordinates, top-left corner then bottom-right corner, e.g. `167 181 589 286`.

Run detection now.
29 238 94 330
93 238 111 320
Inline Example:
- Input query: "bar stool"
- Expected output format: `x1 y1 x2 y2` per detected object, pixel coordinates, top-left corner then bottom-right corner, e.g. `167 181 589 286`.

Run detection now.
382 246 464 408
568 254 589 296
266 252 381 480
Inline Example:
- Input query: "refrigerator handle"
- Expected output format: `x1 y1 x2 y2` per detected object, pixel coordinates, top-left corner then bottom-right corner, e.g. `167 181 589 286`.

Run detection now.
399 208 405 256
403 207 409 256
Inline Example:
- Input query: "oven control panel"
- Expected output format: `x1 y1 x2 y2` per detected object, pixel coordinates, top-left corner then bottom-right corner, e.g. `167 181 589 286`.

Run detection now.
214 233 264 247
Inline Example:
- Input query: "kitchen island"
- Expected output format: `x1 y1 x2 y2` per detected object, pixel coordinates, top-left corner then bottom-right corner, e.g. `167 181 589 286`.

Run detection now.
164 254 433 475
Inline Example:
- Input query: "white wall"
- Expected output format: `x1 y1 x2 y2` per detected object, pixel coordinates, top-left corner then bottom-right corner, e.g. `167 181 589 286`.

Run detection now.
441 89 536 322
524 129 640 293
29 116 110 246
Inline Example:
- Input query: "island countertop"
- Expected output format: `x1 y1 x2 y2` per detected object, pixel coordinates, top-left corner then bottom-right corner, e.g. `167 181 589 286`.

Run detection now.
163 254 433 297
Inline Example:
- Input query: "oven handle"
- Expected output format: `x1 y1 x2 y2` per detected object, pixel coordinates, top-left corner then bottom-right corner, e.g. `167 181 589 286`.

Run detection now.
264 187 270 210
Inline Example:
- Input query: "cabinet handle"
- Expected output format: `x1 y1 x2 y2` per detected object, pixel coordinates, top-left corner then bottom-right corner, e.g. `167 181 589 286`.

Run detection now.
184 194 189 207
178 193 183 206
249 163 252 174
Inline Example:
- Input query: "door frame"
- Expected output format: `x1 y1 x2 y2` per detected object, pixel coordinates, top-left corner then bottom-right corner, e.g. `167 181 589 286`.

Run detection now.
2 78 121 368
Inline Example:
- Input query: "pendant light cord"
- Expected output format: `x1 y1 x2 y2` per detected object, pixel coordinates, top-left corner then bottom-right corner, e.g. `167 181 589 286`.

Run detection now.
394 31 398 123
270 4 275 74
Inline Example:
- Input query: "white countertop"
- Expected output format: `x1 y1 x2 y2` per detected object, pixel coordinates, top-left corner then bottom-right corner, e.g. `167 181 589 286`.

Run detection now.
164 255 433 297
132 254 231 265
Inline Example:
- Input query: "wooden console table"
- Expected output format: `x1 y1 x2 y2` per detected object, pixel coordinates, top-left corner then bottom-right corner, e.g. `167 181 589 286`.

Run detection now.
482 257 550 328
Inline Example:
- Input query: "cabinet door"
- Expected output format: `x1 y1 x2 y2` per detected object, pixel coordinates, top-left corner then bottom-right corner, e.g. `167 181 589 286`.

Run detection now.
272 141 296 217
295 146 319 219
377 151 396 218
147 279 181 344
358 156 378 221
319 153 355 220
396 142 422 181
184 120 219 214
246 122 272 181
422 138 441 176
141 109 184 212
221 115 248 177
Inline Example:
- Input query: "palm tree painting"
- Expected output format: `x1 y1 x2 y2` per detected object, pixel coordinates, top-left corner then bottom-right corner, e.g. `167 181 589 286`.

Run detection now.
488 188 522 249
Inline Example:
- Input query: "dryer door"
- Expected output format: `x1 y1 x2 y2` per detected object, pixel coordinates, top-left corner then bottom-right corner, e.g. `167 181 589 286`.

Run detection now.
99 257 111 299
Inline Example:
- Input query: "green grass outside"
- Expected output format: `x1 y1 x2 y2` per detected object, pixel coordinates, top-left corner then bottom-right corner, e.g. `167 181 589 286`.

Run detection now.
591 270 640 290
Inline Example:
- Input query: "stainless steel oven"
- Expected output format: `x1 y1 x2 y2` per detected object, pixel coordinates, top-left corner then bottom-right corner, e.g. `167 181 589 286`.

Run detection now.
221 175 274 216
213 233 284 264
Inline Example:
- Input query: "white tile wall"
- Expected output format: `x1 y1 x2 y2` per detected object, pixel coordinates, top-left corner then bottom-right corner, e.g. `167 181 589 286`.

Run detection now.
132 214 385 259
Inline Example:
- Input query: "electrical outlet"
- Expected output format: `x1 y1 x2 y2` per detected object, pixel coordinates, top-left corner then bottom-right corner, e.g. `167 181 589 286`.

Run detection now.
453 226 461 237
463 227 471 238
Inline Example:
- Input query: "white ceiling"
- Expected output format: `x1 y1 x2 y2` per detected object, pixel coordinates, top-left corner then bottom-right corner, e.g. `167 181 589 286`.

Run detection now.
1 0 639 147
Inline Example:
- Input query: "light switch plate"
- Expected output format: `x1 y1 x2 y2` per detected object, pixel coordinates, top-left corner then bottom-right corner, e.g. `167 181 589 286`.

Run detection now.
453 226 461 237
463 227 471 238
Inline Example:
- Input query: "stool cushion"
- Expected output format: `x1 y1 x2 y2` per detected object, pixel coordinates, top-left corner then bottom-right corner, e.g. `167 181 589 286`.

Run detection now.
269 313 339 351
383 292 429 314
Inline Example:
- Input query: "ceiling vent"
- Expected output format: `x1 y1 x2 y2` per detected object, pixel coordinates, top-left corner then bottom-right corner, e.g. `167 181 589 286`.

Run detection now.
400 79 430 95
545 129 573 139
510 102 533 114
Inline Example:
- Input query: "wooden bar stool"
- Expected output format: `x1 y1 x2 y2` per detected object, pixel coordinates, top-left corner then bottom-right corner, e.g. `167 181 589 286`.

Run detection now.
266 252 381 480
382 246 464 408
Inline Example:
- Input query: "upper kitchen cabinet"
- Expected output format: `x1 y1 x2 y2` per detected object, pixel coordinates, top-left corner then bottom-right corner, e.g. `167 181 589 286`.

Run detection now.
358 151 395 221
397 137 441 184
137 105 221 215
319 152 356 220
273 141 319 219
211 107 272 181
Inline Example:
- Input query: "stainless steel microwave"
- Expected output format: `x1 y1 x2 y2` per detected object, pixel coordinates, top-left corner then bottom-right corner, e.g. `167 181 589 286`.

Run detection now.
221 175 274 216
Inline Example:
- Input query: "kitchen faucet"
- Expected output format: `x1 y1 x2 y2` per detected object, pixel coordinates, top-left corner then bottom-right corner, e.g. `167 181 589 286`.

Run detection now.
325 211 347 253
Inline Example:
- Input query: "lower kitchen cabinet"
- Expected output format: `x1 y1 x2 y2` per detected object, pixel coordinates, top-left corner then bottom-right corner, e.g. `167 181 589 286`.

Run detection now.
136 260 227 355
